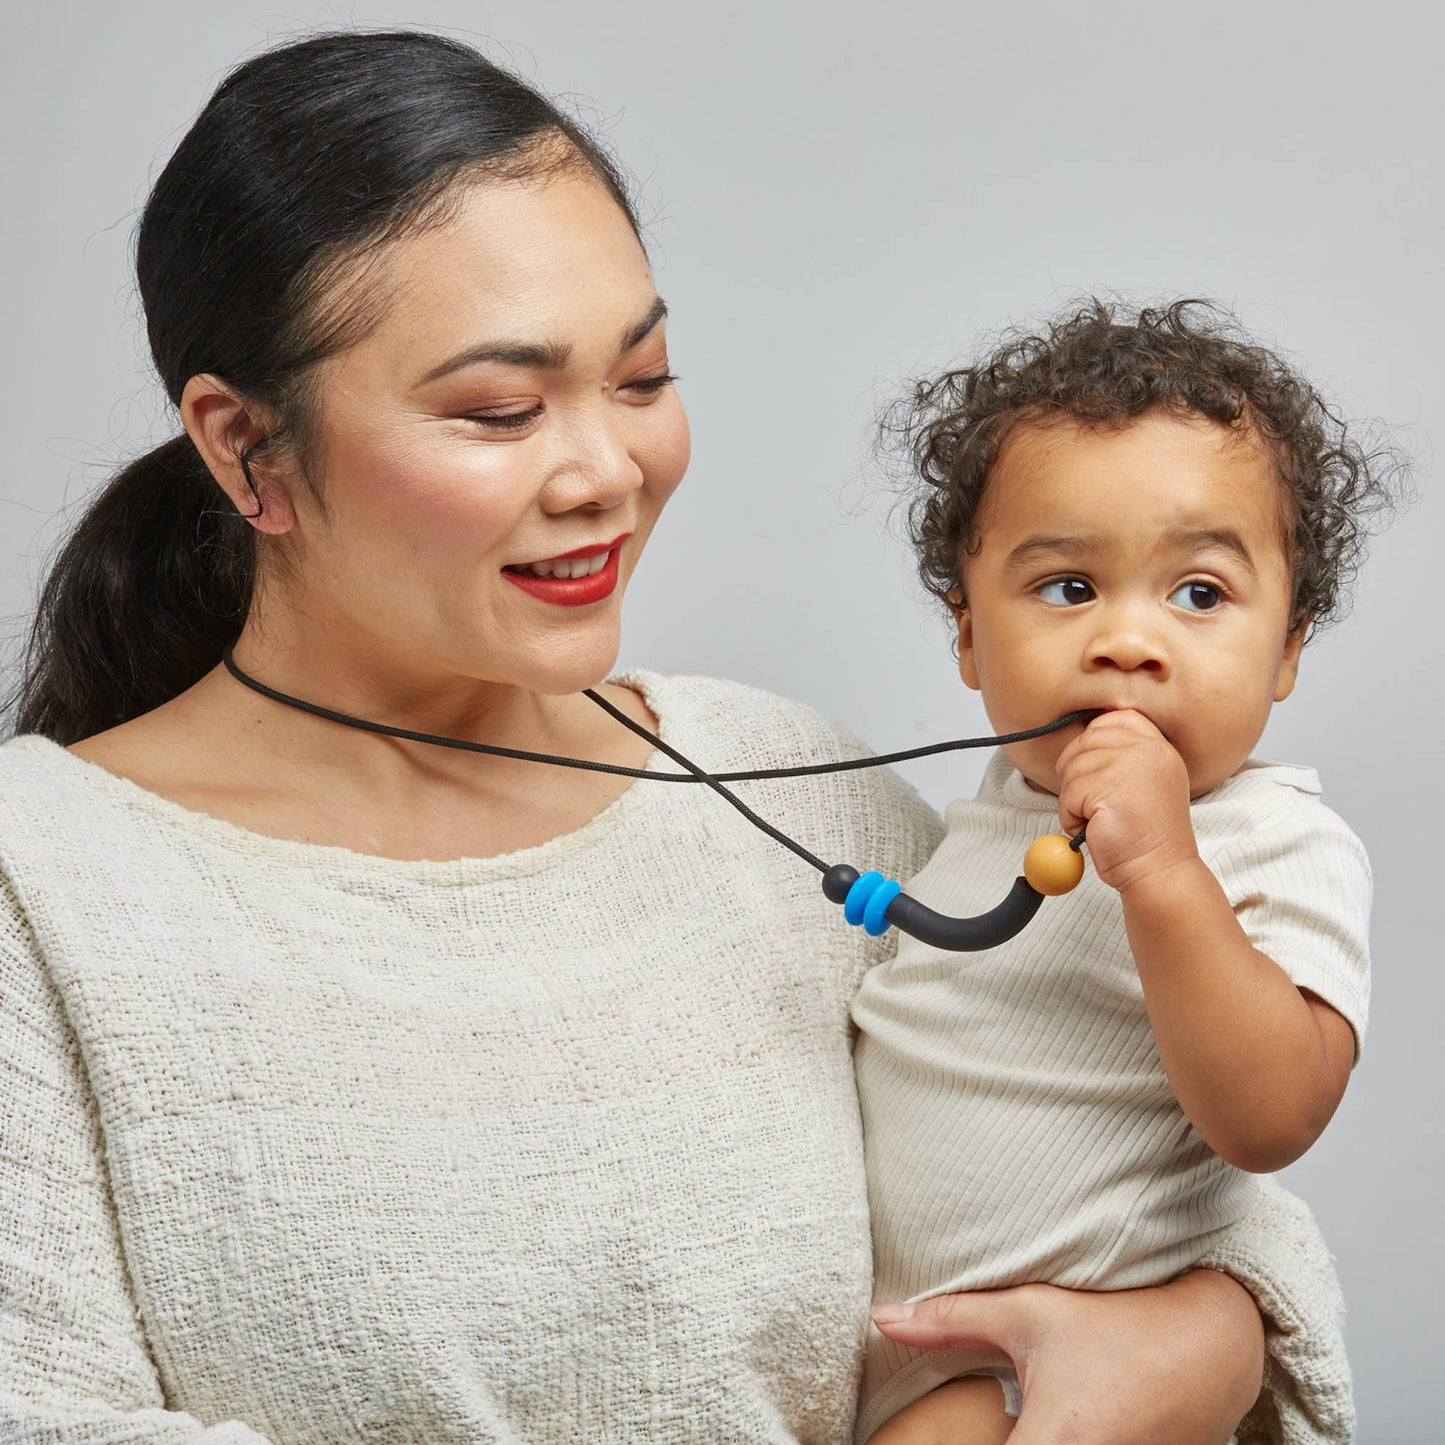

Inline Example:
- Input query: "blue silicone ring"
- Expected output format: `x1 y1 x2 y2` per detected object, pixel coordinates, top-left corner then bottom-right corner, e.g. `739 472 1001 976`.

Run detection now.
863 878 902 936
844 871 885 926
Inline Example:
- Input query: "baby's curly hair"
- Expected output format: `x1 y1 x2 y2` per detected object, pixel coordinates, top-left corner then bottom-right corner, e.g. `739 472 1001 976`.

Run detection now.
886 297 1404 639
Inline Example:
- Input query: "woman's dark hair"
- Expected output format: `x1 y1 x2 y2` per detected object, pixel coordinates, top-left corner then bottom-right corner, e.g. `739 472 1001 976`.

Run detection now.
8 29 641 744
886 297 1406 642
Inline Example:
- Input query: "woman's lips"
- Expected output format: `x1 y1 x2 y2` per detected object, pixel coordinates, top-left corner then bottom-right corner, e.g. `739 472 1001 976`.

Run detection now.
502 544 623 607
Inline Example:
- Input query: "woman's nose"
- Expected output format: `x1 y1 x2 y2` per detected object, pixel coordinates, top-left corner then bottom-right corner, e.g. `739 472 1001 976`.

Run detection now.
1082 607 1170 676
539 405 645 514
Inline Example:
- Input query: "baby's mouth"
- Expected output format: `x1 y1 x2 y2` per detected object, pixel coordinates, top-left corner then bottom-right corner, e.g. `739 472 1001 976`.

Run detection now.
1077 704 1177 745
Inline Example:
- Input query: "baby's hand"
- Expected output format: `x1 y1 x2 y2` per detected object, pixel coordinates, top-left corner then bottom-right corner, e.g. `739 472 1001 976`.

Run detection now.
1054 709 1197 894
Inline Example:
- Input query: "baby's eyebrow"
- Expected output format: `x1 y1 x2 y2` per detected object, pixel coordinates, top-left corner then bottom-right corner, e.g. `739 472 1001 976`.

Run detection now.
1002 533 1107 570
1001 526 1258 576
1159 526 1259 577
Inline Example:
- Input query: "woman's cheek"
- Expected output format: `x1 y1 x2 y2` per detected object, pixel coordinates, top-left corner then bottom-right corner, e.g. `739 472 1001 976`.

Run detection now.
643 401 691 501
405 445 538 544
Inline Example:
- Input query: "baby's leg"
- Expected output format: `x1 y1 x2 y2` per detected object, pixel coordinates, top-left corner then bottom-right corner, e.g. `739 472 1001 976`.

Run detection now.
867 1376 1013 1445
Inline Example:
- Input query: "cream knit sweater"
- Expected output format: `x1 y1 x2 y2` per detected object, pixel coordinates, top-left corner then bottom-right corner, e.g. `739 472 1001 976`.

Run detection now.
0 672 1350 1443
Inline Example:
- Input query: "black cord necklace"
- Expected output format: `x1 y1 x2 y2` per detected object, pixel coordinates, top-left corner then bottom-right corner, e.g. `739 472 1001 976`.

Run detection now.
221 647 1089 952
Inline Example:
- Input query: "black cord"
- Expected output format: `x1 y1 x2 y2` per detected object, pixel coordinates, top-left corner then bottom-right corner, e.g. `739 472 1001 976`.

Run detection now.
220 648 1089 873
221 649 1089 782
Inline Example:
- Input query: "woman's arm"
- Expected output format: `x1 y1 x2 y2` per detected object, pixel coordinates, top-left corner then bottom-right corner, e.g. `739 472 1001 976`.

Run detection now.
0 872 278 1444
873 1175 1352 1445
872 1270 1264 1445
1197 1178 1353 1443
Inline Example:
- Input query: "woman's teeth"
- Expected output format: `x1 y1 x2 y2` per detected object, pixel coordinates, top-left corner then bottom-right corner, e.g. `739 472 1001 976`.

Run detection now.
515 551 610 579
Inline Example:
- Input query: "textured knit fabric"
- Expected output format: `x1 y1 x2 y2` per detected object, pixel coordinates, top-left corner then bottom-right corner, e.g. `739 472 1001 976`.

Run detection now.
0 672 1356 1444
0 672 938 1445
852 751 1370 1444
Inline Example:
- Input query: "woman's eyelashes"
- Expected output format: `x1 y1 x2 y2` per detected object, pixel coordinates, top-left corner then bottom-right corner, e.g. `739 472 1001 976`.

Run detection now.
1035 576 1227 610
466 405 542 432
624 372 679 397
463 371 678 434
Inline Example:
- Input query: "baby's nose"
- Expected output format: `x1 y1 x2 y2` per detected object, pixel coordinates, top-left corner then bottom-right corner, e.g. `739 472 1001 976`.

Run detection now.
1083 621 1168 675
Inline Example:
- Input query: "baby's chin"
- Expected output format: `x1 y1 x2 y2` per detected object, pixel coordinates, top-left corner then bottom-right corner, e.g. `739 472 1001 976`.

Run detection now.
1017 764 1062 798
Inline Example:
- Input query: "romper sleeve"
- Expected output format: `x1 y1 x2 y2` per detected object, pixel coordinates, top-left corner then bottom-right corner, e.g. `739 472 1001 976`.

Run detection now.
1198 1177 1354 1445
0 870 276 1444
1212 780 1372 1062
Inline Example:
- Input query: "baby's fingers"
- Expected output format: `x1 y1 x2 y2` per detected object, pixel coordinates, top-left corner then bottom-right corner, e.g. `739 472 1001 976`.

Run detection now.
1053 718 1136 781
1055 757 1113 835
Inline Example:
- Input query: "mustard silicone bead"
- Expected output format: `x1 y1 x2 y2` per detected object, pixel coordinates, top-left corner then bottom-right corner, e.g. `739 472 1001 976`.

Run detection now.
1023 833 1085 896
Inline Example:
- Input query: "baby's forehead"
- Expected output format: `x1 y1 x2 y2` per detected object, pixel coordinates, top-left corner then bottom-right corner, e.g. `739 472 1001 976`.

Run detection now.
975 410 1294 553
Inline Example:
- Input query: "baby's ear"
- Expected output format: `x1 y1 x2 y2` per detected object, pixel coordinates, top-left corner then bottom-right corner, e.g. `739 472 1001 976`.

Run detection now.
1274 619 1308 702
948 588 981 691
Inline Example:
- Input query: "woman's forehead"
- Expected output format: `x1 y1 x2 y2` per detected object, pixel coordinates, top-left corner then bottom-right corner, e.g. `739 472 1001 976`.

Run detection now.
338 171 656 383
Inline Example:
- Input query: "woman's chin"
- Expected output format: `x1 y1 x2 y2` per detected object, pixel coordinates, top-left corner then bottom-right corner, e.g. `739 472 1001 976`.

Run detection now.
514 636 624 697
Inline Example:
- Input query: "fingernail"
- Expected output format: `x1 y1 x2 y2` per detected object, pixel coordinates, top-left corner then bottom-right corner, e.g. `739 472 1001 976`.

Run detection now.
871 1303 915 1324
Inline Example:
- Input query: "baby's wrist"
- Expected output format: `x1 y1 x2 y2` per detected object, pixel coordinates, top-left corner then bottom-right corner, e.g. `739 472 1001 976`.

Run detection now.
1113 850 1209 905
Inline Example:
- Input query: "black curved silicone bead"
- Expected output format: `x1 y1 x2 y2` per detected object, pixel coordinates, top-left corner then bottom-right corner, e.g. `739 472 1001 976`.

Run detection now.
884 877 1045 952
821 864 860 904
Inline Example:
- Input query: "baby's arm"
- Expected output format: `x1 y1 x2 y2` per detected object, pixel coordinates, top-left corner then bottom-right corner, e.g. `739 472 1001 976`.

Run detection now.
1054 709 1356 1173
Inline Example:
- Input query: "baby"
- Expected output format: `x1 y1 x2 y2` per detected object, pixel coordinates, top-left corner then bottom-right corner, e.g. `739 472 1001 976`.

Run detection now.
850 299 1395 1444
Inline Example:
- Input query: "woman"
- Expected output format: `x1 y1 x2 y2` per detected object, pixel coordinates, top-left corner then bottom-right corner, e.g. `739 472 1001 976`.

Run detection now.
0 30 1343 1444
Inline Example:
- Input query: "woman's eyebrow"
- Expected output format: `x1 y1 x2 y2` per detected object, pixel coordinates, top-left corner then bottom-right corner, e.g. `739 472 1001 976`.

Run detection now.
621 295 668 352
413 296 668 389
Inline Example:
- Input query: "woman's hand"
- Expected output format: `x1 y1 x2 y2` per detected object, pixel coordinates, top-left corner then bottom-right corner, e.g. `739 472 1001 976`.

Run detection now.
871 1270 1264 1445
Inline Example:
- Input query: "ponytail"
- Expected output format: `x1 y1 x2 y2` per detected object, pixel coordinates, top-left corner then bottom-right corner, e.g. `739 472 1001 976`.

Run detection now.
10 436 253 744
8 29 641 744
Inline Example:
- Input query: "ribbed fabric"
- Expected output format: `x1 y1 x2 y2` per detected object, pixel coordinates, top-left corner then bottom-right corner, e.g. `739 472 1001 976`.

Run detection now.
0 675 1360 1444
853 751 1370 1444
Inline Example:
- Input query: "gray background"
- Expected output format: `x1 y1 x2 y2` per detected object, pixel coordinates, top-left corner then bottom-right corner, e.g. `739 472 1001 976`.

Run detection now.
3 2 1440 1438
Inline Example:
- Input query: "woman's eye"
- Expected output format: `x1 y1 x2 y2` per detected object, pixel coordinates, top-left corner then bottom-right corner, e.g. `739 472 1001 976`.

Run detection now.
623 372 679 398
1169 581 1224 611
1038 578 1094 606
465 406 542 432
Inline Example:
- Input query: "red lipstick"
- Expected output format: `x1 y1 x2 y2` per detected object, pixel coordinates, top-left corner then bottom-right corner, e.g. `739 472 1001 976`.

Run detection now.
502 534 630 608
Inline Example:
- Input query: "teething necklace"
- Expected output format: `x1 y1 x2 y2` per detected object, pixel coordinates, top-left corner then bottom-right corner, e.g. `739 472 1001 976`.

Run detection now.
222 648 1088 951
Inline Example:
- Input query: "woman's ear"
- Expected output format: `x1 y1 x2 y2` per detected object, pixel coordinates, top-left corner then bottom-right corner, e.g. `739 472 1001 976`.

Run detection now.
948 587 981 691
1273 619 1308 702
180 373 298 535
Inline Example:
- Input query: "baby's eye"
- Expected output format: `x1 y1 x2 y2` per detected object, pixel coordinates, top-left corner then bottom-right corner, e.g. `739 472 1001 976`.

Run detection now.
1038 578 1094 606
1169 581 1224 611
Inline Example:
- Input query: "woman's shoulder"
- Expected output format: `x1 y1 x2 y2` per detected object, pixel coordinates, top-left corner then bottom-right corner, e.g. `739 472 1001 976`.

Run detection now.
0 732 77 811
0 733 109 878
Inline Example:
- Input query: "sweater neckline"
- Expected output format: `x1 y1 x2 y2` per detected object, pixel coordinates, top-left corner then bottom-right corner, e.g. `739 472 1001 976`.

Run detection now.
6 670 682 885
